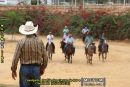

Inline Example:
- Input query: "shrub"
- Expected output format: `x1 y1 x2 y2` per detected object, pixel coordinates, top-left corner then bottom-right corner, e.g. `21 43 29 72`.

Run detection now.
0 6 130 40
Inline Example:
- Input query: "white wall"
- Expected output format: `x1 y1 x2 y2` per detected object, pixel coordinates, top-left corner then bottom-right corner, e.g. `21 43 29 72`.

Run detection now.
47 0 53 5
0 0 31 5
7 0 18 5
0 0 7 5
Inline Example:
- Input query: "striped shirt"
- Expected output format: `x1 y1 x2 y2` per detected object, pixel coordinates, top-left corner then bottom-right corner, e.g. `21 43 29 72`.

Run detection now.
11 35 48 71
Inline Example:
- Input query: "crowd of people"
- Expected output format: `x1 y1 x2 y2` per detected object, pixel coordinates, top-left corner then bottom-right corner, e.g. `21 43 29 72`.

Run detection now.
11 21 108 87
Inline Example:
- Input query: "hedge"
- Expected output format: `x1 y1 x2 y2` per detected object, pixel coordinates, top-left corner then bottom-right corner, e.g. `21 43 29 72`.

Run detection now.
0 6 130 40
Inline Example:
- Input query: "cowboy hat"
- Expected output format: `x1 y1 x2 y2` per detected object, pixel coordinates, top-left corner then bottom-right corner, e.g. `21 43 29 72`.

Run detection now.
19 21 38 35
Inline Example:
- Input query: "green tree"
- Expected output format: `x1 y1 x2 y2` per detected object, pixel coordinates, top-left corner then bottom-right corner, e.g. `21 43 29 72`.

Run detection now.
0 10 25 40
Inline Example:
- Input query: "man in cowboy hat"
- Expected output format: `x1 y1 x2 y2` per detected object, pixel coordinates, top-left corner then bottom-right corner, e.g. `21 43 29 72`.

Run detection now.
11 21 48 87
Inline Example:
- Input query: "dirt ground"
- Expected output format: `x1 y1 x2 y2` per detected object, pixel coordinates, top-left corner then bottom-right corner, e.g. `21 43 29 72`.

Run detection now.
0 35 130 87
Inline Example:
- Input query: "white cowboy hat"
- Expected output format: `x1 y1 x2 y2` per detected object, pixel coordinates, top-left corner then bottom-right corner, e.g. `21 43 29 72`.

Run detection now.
19 21 38 35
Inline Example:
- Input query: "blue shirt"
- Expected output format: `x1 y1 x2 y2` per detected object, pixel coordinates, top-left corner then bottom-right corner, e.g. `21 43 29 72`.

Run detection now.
85 36 93 44
66 37 74 44
63 28 69 34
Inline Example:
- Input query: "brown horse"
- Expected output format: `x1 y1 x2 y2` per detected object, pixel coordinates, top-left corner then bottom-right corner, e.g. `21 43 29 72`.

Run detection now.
46 43 53 61
99 43 109 62
60 40 66 53
82 34 86 43
65 44 74 63
85 44 95 64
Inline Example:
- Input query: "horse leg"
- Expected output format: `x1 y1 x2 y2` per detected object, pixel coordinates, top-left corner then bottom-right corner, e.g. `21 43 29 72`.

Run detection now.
71 55 72 63
90 56 92 65
105 53 107 60
65 53 67 61
86 54 89 64
62 48 64 53
48 52 50 59
68 55 70 63
88 56 90 64
99 53 101 61
51 53 52 60
102 53 104 62
48 52 51 62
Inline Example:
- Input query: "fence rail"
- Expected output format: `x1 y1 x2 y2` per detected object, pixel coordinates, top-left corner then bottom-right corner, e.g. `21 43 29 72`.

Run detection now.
0 5 130 14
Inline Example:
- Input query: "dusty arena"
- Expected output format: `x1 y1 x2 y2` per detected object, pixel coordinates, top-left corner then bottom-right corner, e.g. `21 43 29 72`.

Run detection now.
0 35 130 87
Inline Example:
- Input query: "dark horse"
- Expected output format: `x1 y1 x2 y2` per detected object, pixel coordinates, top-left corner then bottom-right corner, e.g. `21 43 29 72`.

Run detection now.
65 44 74 63
98 43 109 62
82 34 86 43
85 43 95 64
60 41 74 63
60 40 66 53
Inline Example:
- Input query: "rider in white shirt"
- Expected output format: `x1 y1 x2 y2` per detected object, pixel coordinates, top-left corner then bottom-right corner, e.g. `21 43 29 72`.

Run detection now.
46 32 55 53
82 26 89 42
82 27 89 34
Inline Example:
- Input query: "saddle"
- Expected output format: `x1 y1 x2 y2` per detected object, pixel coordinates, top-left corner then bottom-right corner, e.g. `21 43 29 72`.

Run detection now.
85 43 96 54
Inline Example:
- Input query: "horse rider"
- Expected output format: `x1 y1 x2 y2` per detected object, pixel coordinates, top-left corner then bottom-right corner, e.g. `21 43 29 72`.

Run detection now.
85 31 96 54
98 32 108 52
46 32 55 53
64 34 75 55
60 33 69 53
81 26 89 43
63 26 69 36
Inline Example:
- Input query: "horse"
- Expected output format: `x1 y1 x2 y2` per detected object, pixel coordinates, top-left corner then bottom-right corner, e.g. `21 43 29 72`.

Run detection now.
98 43 109 62
46 42 54 61
85 43 95 64
60 40 66 53
65 44 74 63
82 34 86 43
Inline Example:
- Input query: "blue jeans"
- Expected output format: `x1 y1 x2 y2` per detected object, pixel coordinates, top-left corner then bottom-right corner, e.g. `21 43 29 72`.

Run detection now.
19 65 40 87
